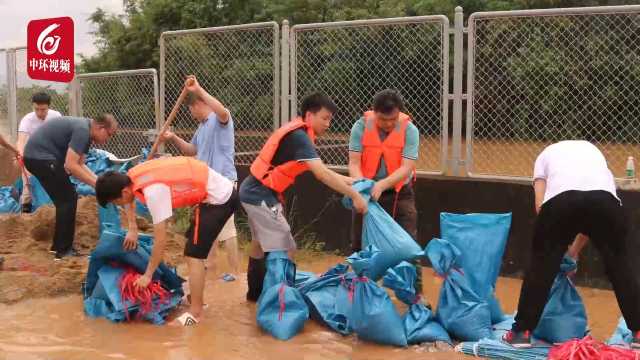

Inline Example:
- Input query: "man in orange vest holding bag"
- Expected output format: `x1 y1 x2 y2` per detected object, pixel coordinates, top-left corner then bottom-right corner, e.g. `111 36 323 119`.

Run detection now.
239 93 368 302
348 89 422 291
95 156 238 325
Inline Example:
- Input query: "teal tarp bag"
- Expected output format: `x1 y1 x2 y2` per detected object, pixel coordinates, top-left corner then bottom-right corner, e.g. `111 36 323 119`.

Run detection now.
83 229 184 324
299 263 354 335
348 246 408 347
383 262 452 344
532 255 587 343
256 251 309 340
382 261 420 304
98 203 121 233
426 238 492 341
608 317 632 345
342 179 422 280
0 186 19 213
440 212 512 324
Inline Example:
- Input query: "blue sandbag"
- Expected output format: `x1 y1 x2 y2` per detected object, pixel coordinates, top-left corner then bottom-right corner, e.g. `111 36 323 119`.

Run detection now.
13 175 53 211
440 212 511 324
348 247 408 347
342 179 422 280
0 186 20 213
404 304 452 345
608 317 631 345
256 251 309 340
426 238 493 341
294 271 318 288
383 261 420 304
83 229 184 324
98 203 122 234
383 262 451 344
299 263 354 335
532 255 587 343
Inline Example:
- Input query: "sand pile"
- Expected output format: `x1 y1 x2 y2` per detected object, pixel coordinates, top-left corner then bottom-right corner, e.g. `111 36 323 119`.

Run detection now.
0 196 186 304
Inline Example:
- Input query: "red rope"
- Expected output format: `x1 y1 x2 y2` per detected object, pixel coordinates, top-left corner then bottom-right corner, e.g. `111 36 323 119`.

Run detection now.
278 283 286 321
549 337 638 360
118 267 170 319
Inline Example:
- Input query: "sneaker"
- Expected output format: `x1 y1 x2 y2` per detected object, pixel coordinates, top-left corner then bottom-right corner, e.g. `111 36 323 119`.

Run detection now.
21 203 32 213
54 248 82 261
502 330 532 348
631 331 640 350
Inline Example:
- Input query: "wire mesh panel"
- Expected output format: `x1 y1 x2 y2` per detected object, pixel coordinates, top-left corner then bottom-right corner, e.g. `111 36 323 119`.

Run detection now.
291 16 449 173
466 6 640 179
14 48 69 126
77 69 159 158
0 50 8 136
160 22 279 164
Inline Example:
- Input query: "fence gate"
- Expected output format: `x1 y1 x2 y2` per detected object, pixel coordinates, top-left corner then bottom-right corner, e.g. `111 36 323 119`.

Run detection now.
290 16 450 174
466 5 640 179
76 69 160 158
160 22 280 165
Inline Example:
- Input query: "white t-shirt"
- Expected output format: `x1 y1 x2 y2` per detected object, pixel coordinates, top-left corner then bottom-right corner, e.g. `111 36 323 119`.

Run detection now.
142 168 233 224
533 140 619 204
18 110 62 134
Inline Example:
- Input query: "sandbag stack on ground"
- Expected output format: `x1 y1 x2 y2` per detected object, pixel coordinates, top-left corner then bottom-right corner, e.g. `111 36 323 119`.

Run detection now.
83 229 184 324
383 261 451 345
257 251 309 340
299 263 354 335
347 246 408 347
440 212 511 324
426 238 493 341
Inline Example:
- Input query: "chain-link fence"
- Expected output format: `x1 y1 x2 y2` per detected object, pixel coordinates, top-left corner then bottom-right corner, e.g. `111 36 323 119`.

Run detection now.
466 6 640 179
291 16 449 174
14 48 70 125
76 69 159 158
160 22 279 164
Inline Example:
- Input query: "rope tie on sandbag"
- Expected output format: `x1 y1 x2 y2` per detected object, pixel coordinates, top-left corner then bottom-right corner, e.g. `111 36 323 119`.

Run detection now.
277 283 286 321
119 267 170 320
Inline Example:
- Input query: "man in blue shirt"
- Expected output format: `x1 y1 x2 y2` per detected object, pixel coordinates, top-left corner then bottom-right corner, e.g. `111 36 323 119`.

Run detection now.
160 76 238 280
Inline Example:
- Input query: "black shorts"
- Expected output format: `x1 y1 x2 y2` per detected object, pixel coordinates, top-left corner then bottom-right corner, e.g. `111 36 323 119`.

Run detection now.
184 189 239 259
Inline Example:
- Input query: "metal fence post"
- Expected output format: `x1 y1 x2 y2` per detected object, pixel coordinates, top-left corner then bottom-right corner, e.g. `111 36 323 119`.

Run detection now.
452 6 465 176
68 78 79 116
280 20 290 127
6 49 17 142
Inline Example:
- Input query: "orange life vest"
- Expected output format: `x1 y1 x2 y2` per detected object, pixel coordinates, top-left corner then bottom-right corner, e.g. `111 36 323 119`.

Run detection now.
128 156 209 208
360 110 414 193
250 117 316 195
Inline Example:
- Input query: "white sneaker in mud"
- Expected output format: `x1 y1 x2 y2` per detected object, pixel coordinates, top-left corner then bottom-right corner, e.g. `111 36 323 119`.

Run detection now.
175 312 199 326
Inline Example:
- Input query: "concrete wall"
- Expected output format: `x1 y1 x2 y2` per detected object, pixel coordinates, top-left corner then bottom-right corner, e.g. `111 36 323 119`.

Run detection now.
237 165 640 289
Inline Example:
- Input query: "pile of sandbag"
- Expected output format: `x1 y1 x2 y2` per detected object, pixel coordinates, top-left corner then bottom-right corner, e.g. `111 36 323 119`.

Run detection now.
83 229 184 325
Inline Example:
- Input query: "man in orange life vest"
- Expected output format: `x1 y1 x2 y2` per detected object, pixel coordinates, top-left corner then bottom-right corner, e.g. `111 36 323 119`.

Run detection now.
239 93 368 301
95 157 238 325
348 89 422 291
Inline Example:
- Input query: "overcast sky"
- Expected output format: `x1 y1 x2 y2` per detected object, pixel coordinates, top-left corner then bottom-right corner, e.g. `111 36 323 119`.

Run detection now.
0 0 124 56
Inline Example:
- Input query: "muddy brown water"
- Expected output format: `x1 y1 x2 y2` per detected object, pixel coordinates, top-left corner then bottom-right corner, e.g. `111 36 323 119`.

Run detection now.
0 249 622 360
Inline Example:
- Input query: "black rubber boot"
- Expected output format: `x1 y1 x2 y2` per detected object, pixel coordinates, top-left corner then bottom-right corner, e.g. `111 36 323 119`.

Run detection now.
246 255 267 302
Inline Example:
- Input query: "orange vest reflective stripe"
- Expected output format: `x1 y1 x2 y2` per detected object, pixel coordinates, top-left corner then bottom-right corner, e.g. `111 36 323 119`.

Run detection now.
250 117 316 194
360 110 413 192
129 156 209 208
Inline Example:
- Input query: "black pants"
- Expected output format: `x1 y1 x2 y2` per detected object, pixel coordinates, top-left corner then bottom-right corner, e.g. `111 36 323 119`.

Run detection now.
184 189 239 259
23 158 78 254
351 184 422 292
513 190 640 332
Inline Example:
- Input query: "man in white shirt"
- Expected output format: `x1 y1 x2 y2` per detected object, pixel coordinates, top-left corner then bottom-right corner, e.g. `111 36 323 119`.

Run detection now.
503 141 640 348
95 157 237 325
17 92 62 213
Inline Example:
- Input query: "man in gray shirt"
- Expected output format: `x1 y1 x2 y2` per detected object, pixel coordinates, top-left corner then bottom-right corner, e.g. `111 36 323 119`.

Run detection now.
24 114 118 260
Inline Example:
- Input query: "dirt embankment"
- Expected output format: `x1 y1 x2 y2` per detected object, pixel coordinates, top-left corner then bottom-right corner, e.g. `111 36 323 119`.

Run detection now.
0 196 187 304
